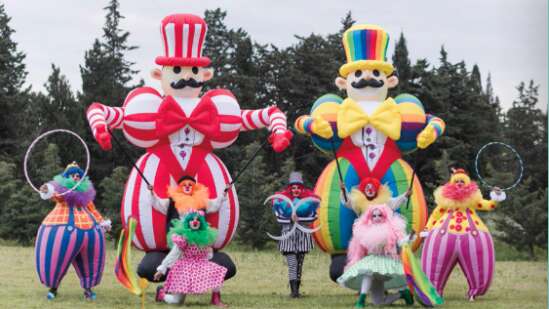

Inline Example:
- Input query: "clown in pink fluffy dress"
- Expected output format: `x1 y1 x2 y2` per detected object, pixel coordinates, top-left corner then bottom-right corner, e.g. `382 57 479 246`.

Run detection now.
154 211 227 307
337 179 414 307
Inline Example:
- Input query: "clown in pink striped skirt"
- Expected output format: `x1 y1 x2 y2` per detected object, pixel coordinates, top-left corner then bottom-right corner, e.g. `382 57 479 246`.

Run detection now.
420 168 506 301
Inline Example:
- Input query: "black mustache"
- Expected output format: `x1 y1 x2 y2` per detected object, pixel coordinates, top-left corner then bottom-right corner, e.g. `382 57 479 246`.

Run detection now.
351 78 384 89
170 78 204 89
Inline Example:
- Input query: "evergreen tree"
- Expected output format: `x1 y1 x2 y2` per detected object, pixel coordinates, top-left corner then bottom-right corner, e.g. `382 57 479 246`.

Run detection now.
493 179 547 260
392 33 412 93
98 166 129 238
79 0 140 182
504 81 547 189
0 4 29 158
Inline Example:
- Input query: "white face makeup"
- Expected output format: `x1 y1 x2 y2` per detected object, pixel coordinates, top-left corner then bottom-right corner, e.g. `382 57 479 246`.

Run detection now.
70 174 81 182
290 184 303 197
364 183 377 198
372 209 384 223
151 66 213 98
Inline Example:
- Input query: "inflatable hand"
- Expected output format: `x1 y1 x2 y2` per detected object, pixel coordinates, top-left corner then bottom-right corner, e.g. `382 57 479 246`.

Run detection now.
417 125 437 149
269 129 293 153
311 117 333 139
95 125 112 150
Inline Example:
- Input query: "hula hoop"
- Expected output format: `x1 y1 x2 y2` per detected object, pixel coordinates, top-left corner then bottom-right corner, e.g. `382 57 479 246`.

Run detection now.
474 142 523 191
24 129 90 196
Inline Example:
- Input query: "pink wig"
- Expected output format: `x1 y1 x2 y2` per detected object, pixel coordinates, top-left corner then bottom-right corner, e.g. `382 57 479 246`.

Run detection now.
346 204 406 268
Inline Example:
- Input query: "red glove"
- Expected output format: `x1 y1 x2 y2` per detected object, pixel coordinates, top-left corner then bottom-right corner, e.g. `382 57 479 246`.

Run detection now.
95 125 112 151
269 129 293 153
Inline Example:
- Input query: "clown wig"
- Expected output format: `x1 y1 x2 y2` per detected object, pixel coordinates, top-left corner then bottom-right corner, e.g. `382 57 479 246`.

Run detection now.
168 212 218 248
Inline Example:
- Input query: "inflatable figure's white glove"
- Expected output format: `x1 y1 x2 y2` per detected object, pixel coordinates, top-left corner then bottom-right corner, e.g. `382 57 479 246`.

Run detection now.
419 230 430 238
100 219 112 232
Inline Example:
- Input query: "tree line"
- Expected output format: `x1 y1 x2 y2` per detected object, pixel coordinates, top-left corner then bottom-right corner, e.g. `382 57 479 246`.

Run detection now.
0 1 546 259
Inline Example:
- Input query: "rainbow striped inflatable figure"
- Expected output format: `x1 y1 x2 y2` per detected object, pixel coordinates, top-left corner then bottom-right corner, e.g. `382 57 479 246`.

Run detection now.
294 24 445 281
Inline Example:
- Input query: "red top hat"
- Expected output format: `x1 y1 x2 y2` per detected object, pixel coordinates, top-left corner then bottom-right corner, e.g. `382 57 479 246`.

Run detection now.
156 14 211 67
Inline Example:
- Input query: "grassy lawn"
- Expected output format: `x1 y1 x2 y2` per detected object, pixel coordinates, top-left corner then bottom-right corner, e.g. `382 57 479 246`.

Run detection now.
0 244 546 309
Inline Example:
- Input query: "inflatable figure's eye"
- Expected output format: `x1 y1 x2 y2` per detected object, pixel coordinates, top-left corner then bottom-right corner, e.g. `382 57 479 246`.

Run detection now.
173 66 181 74
354 70 362 78
192 66 199 74
373 69 380 77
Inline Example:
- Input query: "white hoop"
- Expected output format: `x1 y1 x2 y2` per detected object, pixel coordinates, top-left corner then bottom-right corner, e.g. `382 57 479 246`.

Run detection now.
23 129 90 196
474 142 524 191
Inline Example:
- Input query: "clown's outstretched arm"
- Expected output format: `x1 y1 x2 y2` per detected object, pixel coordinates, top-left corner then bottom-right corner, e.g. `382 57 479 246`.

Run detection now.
207 193 228 214
417 114 446 149
477 189 507 211
294 115 334 139
240 106 292 152
86 102 124 151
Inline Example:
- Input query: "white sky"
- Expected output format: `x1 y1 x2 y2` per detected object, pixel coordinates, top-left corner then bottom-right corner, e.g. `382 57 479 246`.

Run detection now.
4 0 547 110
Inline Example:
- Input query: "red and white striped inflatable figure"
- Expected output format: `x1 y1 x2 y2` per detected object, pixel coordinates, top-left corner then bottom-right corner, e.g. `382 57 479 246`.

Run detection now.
86 14 292 282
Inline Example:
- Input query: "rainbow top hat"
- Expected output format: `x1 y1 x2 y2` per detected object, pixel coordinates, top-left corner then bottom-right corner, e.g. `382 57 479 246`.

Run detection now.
340 24 394 77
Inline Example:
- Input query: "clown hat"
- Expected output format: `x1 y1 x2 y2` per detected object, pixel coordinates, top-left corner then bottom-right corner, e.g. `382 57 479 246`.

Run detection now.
62 161 84 178
288 171 304 185
156 14 211 67
339 24 394 77
450 167 471 184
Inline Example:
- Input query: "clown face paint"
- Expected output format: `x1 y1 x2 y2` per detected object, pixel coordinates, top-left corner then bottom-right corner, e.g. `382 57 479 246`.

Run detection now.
371 208 385 224
189 215 201 230
364 183 378 199
179 179 196 195
290 184 303 198
70 173 81 182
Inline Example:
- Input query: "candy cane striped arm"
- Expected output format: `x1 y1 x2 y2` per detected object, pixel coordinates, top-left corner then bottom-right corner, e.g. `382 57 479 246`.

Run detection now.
86 103 124 137
240 106 287 134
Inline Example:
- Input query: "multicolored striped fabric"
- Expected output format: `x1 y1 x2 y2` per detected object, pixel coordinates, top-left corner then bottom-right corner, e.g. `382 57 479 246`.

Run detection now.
311 157 427 253
343 25 390 64
401 243 444 306
339 25 394 76
35 224 105 289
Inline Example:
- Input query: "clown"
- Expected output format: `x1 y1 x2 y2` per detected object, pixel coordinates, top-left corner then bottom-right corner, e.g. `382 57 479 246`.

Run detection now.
343 177 411 215
270 172 320 298
420 168 506 301
294 24 445 281
154 212 227 307
337 204 413 307
36 162 111 300
86 14 292 282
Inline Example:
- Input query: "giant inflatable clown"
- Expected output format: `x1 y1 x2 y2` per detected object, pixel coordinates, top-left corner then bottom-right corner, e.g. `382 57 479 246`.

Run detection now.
294 24 446 281
86 14 292 281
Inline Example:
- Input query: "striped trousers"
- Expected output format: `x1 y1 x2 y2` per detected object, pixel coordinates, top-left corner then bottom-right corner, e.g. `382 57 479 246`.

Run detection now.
35 224 106 289
421 214 495 298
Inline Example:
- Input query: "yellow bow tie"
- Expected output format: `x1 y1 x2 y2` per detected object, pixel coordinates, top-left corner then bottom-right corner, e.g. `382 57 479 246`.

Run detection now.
337 98 401 139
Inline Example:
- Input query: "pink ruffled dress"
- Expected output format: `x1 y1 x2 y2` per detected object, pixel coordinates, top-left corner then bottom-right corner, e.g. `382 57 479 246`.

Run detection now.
163 235 227 294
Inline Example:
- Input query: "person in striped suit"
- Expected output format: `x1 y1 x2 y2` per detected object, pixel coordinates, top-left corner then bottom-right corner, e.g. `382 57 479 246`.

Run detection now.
271 172 319 298
36 162 111 300
85 13 293 292
294 24 445 282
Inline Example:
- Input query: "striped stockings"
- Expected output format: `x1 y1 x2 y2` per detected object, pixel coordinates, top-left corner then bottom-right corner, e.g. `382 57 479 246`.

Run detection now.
286 253 305 281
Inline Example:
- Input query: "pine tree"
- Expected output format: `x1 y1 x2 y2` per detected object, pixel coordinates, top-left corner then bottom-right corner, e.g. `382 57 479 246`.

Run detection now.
493 179 547 260
504 81 546 189
392 33 412 93
0 4 29 158
79 0 140 181
98 166 129 238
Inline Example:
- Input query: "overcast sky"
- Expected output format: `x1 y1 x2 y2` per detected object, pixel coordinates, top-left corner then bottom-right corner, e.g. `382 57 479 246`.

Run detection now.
4 0 547 110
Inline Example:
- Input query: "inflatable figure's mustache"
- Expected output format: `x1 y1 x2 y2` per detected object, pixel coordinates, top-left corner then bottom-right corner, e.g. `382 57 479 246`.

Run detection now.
170 78 204 89
351 78 384 89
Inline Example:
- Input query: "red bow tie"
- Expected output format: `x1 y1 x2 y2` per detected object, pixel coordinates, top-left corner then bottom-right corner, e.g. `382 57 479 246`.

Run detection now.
156 96 220 139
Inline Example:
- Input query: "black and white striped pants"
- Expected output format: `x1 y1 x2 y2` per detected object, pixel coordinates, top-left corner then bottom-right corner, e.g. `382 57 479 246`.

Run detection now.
286 253 305 281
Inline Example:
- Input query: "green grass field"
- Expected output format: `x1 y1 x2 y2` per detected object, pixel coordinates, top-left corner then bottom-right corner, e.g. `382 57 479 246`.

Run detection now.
0 244 546 309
